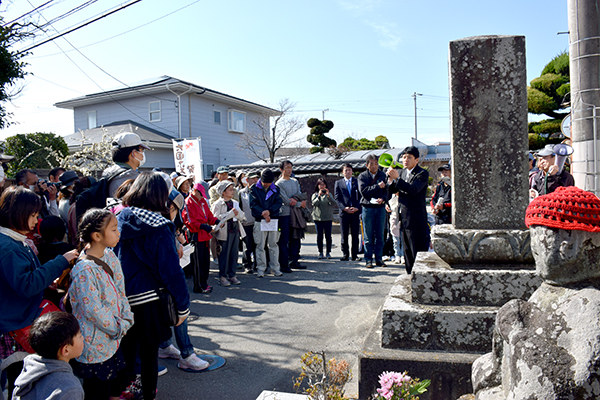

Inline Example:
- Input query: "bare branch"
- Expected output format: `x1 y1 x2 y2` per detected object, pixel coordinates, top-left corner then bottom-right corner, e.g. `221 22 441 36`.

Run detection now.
237 98 305 163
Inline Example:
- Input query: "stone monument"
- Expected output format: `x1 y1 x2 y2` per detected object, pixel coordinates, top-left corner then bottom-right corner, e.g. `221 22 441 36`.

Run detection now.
470 186 600 399
359 35 543 400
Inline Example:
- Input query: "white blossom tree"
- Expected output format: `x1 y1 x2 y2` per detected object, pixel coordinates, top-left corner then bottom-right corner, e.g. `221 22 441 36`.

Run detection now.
60 130 115 176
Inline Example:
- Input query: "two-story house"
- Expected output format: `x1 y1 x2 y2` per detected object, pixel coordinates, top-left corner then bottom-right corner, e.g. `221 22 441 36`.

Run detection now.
55 76 279 179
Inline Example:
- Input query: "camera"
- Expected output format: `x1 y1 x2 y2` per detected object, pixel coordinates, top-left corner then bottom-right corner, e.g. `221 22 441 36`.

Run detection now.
38 179 60 188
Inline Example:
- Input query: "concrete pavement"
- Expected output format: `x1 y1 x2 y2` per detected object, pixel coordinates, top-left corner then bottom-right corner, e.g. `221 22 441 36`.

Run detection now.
156 231 403 400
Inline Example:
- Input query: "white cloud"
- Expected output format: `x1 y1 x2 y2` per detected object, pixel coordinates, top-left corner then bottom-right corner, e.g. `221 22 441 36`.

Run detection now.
367 21 401 50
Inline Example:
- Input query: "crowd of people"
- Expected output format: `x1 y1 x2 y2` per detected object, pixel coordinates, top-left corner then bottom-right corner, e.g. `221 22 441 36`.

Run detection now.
0 129 576 400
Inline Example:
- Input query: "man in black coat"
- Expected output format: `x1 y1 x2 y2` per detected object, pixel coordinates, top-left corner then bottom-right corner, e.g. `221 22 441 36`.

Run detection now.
387 146 430 274
334 163 362 261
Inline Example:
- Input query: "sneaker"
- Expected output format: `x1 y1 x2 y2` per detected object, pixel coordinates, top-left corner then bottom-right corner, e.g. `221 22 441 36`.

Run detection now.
229 276 241 285
158 344 180 360
219 276 231 286
326 253 331 259
257 272 265 278
365 261 374 268
157 365 168 376
244 267 254 274
201 285 213 293
273 271 283 277
376 261 387 267
120 375 142 400
318 253 324 259
382 255 391 261
177 354 210 371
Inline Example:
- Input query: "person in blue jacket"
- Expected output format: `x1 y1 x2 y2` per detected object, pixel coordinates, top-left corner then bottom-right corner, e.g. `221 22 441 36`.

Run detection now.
114 172 190 400
0 187 78 398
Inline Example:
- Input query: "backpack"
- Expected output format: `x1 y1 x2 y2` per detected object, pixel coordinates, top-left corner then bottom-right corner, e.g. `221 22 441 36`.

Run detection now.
75 167 128 224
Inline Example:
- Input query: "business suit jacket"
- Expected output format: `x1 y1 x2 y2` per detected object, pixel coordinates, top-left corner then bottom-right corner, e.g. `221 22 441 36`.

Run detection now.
392 165 429 230
334 177 362 215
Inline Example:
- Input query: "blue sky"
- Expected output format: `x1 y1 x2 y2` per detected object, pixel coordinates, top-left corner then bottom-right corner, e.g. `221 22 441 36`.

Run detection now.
0 0 569 149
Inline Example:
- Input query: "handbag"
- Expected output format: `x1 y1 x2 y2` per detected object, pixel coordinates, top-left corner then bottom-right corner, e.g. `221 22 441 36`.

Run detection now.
9 300 61 353
158 288 178 326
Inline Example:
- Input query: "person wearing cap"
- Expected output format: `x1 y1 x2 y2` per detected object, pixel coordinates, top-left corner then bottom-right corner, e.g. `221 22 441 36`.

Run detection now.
102 132 151 198
386 146 430 274
57 171 79 224
239 172 259 274
357 154 389 268
182 182 219 293
430 164 452 225
530 144 574 198
211 181 246 287
209 166 230 205
250 169 283 277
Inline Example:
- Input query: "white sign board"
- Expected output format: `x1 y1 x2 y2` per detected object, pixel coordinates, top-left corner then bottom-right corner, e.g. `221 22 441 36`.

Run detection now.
173 138 203 181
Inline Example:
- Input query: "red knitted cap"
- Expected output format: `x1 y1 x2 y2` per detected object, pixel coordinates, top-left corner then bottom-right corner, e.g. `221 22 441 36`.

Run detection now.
525 186 600 232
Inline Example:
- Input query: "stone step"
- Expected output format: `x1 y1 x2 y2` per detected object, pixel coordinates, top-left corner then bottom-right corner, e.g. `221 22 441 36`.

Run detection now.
411 252 541 307
360 304 479 400
383 274 498 353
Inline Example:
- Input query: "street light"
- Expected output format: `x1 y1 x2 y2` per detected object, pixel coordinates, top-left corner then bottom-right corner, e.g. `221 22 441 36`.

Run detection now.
412 92 422 140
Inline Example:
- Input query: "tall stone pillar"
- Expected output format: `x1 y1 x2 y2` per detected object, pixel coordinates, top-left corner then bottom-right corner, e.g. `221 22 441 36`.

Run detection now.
568 0 600 195
449 35 529 230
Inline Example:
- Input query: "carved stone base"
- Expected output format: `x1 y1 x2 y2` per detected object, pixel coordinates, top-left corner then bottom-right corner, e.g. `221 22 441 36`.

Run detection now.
431 225 534 267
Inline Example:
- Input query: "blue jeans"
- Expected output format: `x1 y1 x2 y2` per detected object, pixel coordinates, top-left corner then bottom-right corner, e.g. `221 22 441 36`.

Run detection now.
392 234 403 259
159 318 194 359
362 206 386 263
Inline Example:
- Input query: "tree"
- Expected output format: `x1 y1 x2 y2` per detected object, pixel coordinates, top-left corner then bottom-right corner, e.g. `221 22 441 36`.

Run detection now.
237 98 305 163
527 51 570 136
4 133 69 177
0 16 30 129
306 118 336 154
60 130 115 176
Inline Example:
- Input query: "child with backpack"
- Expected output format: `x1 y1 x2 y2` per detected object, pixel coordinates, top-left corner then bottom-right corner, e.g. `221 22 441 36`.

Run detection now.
69 208 134 400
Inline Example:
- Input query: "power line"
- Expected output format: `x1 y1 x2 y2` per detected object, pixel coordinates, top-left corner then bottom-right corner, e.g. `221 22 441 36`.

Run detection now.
16 0 143 55
295 109 449 119
3 0 56 26
26 0 204 59
32 0 99 35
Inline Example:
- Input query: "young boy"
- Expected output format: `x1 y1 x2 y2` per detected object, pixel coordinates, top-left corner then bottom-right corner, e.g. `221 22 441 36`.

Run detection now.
12 312 84 400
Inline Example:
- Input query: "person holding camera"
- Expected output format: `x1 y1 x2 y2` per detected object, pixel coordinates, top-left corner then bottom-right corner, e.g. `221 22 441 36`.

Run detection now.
15 169 59 218
311 178 335 259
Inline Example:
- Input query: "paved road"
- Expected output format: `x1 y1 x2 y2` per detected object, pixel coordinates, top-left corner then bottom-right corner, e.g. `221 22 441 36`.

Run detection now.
156 232 403 400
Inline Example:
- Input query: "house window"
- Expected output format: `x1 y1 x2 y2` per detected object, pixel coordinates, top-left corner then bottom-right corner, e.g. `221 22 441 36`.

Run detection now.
227 109 245 133
205 164 214 180
87 111 97 129
149 101 161 122
213 110 221 125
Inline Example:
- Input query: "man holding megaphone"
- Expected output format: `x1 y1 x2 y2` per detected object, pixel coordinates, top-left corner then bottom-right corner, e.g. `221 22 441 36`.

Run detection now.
530 144 574 199
386 146 430 274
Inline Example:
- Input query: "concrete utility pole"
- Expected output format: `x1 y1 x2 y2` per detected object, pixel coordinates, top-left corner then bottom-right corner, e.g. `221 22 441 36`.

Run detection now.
322 108 329 120
412 92 422 140
568 0 600 194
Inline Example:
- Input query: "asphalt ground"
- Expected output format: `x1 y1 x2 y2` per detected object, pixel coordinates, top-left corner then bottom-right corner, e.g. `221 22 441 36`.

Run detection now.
156 231 403 400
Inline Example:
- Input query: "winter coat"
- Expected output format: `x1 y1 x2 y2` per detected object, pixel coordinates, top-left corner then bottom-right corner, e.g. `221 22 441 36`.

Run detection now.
311 192 335 222
249 181 281 222
182 194 218 242
12 354 84 400
114 207 189 318
210 198 246 241
0 230 68 334
69 248 133 364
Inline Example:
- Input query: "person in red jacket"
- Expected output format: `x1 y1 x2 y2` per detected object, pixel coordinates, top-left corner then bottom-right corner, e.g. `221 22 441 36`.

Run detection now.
182 183 219 293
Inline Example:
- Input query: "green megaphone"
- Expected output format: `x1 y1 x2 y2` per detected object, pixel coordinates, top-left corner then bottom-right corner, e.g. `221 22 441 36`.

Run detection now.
378 153 402 169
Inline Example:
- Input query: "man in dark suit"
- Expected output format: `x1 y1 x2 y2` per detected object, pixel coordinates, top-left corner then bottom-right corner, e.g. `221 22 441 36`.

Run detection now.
334 163 362 261
387 146 430 274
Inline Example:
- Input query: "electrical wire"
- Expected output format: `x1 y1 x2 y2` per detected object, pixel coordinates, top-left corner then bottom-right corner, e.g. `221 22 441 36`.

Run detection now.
25 0 204 60
16 0 143 55
31 0 99 35
3 0 57 27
